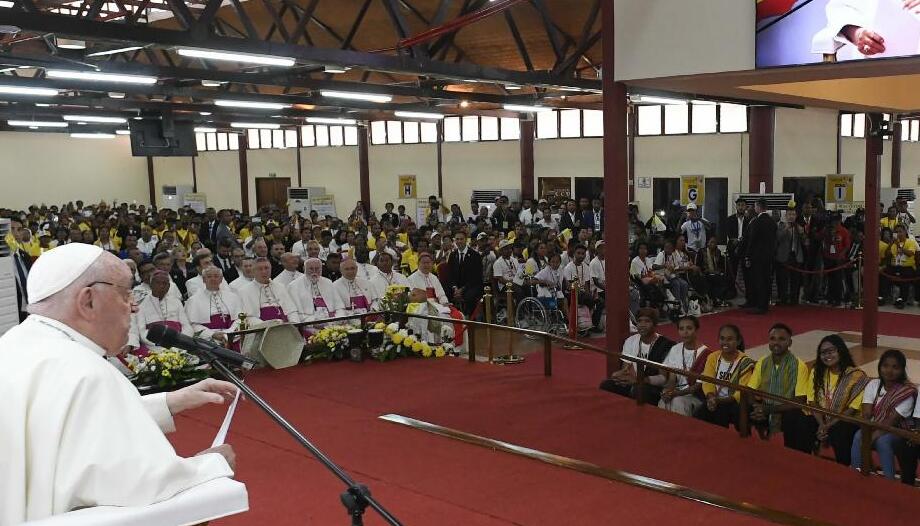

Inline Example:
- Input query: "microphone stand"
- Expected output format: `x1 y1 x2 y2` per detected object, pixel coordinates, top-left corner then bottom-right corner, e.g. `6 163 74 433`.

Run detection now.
199 352 403 526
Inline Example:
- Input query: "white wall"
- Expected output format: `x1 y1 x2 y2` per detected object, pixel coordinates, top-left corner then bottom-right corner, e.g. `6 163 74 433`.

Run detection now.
195 151 241 210
773 107 838 181
442 140 520 209
615 0 755 81
299 145 360 217
0 132 148 210
369 143 438 214
246 147 298 213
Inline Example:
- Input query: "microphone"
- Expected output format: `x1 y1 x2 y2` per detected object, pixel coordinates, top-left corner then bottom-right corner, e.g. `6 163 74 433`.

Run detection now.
146 324 258 370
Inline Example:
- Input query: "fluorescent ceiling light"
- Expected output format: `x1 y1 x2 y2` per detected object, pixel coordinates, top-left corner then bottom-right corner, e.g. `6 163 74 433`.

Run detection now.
8 120 68 128
691 100 717 105
505 85 522 90
503 104 552 113
108 92 125 99
394 111 444 120
214 99 289 110
305 117 356 125
199 111 212 116
177 48 295 67
115 129 131 135
201 79 224 87
47 69 157 85
320 90 391 103
85 46 143 58
631 95 686 105
55 38 85 50
0 85 59 97
230 122 280 129
194 127 217 133
70 132 115 139
63 114 127 123
0 1 15 7
323 66 349 74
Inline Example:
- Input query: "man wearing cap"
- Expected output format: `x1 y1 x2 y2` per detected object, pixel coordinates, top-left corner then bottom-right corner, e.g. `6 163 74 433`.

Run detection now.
600 308 674 404
0 244 238 524
680 203 710 253
491 239 521 296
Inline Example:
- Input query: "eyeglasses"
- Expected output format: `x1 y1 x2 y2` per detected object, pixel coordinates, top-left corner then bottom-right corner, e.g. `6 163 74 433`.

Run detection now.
88 281 147 305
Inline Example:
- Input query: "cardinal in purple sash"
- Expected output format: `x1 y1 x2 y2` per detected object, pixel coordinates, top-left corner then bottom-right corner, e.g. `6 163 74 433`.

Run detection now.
185 266 243 350
333 258 379 314
288 258 342 323
136 270 194 351
237 257 298 323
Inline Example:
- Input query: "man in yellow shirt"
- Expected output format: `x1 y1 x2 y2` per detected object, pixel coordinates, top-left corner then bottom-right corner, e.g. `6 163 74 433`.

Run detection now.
883 225 918 309
746 323 809 442
880 206 900 231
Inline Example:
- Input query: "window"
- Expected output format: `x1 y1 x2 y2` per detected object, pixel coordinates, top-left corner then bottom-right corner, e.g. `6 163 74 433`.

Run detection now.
386 121 403 144
329 126 344 146
285 129 298 148
500 117 520 140
480 116 499 140
196 132 206 151
691 102 717 134
664 103 689 134
560 109 581 138
301 125 315 147
206 132 217 151
444 116 461 142
258 129 271 148
402 121 419 143
852 113 865 138
217 132 228 150
637 105 662 135
344 126 359 146
315 125 329 147
536 110 558 139
371 121 387 145
583 110 603 137
718 104 747 133
462 115 479 141
420 122 438 143
248 129 260 149
840 113 853 137
228 133 239 150
912 120 919 142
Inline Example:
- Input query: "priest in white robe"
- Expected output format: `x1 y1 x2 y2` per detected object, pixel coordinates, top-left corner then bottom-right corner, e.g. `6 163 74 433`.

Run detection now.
288 258 342 323
230 257 255 292
405 288 455 345
370 251 410 298
333 258 379 314
408 252 449 305
136 271 194 350
272 252 304 288
237 257 298 323
185 254 233 298
185 266 243 347
0 243 239 524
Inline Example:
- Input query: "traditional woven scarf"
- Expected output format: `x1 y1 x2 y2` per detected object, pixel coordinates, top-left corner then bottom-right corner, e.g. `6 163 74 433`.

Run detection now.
758 352 799 434
871 382 917 425
821 367 870 413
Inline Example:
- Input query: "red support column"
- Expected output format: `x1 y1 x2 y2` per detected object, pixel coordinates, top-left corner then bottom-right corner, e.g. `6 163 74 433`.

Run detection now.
358 125 371 211
239 134 250 215
146 156 156 206
891 115 902 188
748 106 775 193
602 0 629 376
863 113 882 349
520 119 535 201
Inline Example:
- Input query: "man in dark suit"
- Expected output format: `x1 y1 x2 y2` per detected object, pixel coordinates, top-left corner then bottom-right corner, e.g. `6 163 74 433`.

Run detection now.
198 207 219 249
380 202 399 229
558 199 582 233
742 198 778 314
214 209 236 249
213 239 235 277
581 198 604 233
443 231 483 316
10 219 32 322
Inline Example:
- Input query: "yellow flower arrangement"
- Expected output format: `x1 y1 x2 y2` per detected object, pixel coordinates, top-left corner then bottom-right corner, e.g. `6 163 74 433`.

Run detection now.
131 348 209 389
421 345 433 358
411 341 424 353
434 346 446 358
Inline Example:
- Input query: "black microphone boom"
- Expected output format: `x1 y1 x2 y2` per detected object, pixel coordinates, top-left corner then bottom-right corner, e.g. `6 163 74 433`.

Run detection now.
146 324 258 369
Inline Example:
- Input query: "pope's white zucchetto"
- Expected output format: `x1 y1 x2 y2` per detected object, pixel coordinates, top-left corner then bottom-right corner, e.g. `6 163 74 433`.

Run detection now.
27 243 104 303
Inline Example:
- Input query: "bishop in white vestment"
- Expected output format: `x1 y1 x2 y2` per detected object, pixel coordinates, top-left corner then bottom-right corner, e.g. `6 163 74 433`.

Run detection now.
288 258 342 322
185 266 243 344
333 258 379 313
237 258 298 323
136 271 194 349
407 252 449 305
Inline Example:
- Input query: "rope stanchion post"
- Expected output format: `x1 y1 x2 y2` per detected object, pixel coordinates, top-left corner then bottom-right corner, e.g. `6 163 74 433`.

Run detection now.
563 282 581 349
467 304 479 363
495 287 525 365
484 286 494 364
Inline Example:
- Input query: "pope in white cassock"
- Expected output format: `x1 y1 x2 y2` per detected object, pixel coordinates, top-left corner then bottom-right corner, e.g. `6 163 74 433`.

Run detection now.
237 257 298 323
288 258 342 323
0 243 239 525
333 258 379 314
136 270 194 350
185 266 243 347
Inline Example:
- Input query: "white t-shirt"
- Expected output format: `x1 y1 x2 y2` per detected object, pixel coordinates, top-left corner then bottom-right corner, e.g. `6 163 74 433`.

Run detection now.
492 256 521 290
622 333 656 361
533 265 564 298
562 260 593 293
714 355 743 398
862 379 916 418
663 343 708 390
680 220 707 251
589 256 605 289
630 256 653 279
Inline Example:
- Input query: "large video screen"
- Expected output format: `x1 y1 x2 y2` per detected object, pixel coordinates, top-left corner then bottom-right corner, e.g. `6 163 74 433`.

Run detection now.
757 0 920 68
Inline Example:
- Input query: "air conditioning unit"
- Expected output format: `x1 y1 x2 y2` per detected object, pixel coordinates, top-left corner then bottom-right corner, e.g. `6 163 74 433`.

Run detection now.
881 188 916 206
0 218 19 336
161 184 193 211
732 193 795 210
470 189 522 211
288 187 326 215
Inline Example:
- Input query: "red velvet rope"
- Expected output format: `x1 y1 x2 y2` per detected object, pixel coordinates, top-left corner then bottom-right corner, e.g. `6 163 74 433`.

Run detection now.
781 261 854 275
879 270 920 283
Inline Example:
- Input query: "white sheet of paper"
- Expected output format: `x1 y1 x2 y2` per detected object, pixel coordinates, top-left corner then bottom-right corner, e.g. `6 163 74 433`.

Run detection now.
211 390 241 448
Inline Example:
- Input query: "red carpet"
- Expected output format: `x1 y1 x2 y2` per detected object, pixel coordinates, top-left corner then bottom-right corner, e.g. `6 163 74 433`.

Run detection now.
167 306 920 525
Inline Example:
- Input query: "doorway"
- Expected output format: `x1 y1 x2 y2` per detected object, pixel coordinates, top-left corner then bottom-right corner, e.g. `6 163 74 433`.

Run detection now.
704 177 728 239
255 177 291 211
782 177 826 209
652 177 680 215
574 177 604 202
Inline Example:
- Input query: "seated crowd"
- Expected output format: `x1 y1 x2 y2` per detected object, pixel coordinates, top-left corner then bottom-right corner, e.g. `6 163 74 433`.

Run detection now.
602 308 920 483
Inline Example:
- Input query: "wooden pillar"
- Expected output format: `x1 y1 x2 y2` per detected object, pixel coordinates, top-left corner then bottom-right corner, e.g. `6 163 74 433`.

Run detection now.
520 119 535 201
296 127 303 187
863 113 882 350
748 106 775 193
437 120 444 197
239 134 250 215
602 0 629 376
191 157 198 192
358 125 371 210
891 115 902 188
146 156 156 206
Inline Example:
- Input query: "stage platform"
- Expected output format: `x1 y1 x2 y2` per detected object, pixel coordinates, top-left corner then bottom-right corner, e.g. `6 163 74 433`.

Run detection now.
168 306 920 525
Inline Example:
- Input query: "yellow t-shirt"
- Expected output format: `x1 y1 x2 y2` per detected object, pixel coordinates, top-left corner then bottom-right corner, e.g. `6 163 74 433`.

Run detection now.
77 223 91 232
880 217 899 231
880 241 889 264
21 239 42 258
238 227 251 240
367 236 377 250
746 354 809 396
4 233 18 252
402 249 419 273
702 351 754 402
889 238 919 268
795 370 864 412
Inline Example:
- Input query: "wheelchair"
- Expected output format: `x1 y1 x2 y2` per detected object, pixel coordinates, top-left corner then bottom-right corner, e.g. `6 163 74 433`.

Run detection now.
514 279 569 338
631 275 682 324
